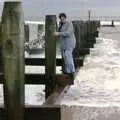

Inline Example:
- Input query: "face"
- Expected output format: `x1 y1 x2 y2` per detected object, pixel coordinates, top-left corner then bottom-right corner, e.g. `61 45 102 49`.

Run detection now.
60 16 66 23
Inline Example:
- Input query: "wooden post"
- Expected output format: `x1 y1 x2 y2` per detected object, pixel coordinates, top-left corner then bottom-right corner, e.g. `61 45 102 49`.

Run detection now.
111 20 114 27
91 21 96 43
95 20 100 37
45 15 57 99
1 1 24 120
79 21 84 49
87 21 91 37
0 23 2 72
78 21 89 56
83 21 88 48
86 21 94 48
88 10 91 21
72 21 81 58
0 23 1 47
92 21 98 40
24 24 29 42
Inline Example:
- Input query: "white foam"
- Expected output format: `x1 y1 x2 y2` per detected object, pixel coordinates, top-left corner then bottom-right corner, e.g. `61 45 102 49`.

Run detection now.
100 21 112 25
25 21 45 25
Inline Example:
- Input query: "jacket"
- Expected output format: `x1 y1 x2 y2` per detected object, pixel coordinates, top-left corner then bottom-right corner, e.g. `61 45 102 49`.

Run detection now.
58 21 76 50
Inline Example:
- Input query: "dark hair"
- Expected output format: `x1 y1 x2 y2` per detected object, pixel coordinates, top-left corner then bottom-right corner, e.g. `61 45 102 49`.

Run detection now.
59 13 67 19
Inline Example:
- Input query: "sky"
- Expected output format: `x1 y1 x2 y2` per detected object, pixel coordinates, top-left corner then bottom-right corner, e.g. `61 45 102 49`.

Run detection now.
0 0 120 20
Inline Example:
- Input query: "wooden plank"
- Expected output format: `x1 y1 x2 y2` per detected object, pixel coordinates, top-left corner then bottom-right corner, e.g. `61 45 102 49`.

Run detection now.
0 69 83 85
25 57 84 66
0 73 45 84
25 74 45 84
0 106 60 120
1 1 24 120
0 74 64 84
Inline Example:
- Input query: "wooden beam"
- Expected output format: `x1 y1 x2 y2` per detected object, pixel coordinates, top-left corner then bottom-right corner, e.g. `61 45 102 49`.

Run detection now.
0 74 63 84
25 58 84 66
0 106 60 120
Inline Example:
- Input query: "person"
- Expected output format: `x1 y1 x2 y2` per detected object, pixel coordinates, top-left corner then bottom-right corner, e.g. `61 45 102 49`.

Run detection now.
54 13 76 79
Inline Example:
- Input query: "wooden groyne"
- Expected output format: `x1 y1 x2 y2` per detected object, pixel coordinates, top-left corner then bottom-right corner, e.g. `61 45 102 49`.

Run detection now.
0 1 99 120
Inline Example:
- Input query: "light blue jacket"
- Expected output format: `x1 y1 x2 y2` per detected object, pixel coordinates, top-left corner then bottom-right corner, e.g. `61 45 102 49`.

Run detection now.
58 21 76 50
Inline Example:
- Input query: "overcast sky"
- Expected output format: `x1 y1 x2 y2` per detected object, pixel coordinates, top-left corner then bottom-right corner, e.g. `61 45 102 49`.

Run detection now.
0 0 120 20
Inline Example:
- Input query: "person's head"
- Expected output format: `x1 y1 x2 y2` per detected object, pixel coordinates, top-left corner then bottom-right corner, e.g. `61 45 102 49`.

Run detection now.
59 13 67 23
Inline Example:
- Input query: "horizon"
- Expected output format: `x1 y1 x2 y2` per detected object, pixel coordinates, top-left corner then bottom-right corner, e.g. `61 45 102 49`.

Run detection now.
0 0 120 21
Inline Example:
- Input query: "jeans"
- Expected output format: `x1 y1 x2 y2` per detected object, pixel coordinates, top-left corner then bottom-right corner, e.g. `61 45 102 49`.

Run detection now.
61 48 75 74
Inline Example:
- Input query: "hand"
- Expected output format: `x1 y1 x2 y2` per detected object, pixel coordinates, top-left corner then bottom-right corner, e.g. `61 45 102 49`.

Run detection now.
54 32 59 36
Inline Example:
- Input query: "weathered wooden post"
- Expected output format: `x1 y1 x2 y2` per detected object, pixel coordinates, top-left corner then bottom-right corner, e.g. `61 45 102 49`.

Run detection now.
88 10 91 21
81 21 90 54
45 15 57 99
72 21 86 68
95 20 100 37
72 21 81 68
72 20 81 58
86 21 94 48
79 21 84 50
1 1 24 120
0 23 1 47
24 24 29 42
0 23 2 72
78 21 89 56
83 21 88 48
94 20 100 37
90 21 96 43
91 21 98 43
111 20 114 27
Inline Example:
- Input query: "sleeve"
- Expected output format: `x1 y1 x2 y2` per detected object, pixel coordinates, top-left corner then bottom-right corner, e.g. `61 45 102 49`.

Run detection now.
58 22 73 37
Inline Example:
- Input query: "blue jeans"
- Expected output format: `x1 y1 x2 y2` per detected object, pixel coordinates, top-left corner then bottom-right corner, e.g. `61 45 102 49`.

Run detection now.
61 48 75 73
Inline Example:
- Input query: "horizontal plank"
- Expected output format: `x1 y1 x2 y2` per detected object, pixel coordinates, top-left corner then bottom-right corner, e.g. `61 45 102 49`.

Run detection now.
0 106 60 120
25 57 84 66
0 74 53 84
25 74 46 84
25 58 61 66
0 74 75 85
